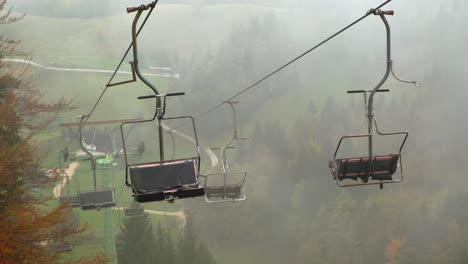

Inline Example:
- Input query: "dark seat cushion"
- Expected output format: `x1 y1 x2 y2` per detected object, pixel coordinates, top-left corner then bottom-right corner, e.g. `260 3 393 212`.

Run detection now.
129 159 198 193
79 189 115 210
336 154 399 181
55 242 73 252
124 207 145 217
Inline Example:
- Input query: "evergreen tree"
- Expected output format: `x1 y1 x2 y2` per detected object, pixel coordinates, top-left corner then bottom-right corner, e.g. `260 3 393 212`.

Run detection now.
155 222 176 263
178 210 216 264
118 202 158 264
0 1 99 262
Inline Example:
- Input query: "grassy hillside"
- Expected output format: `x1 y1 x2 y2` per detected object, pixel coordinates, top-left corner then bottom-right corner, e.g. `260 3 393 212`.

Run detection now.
4 4 286 62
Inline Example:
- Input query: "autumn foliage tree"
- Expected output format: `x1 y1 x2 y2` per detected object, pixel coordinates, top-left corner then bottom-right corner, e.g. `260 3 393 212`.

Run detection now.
0 1 101 263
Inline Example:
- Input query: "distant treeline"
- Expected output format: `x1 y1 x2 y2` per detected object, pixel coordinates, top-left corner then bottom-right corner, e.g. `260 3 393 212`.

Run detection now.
10 0 296 18
11 0 121 18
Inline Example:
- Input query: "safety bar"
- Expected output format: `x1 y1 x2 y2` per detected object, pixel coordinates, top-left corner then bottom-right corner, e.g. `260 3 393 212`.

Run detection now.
138 92 185 100
166 130 176 160
211 146 237 150
127 1 158 13
373 117 408 154
347 89 389 94
333 117 407 161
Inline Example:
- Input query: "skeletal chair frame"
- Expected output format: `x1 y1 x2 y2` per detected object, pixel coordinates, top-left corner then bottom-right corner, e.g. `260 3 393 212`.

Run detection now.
203 101 249 203
329 9 418 189
120 2 204 203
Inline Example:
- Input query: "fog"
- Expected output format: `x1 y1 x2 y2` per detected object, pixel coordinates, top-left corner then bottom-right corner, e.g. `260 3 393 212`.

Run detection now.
4 0 468 263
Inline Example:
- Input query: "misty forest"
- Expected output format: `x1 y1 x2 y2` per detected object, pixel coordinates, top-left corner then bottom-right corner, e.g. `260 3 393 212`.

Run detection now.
1 0 467 263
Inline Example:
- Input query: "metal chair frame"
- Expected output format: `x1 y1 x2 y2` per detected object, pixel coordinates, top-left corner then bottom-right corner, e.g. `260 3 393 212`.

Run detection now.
115 235 125 250
124 206 145 218
57 150 81 208
77 115 116 210
120 3 204 203
54 241 73 253
203 101 249 203
329 9 417 189
331 116 408 188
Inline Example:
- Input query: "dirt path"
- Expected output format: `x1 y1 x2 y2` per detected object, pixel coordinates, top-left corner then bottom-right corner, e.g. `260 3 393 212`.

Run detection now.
53 162 80 198
1 58 180 78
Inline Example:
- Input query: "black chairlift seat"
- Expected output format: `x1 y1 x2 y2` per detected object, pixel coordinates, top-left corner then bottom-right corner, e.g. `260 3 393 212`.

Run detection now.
129 158 205 203
79 189 116 210
205 185 243 199
124 207 145 217
115 238 124 250
58 195 81 208
55 241 73 252
115 233 125 250
333 154 399 182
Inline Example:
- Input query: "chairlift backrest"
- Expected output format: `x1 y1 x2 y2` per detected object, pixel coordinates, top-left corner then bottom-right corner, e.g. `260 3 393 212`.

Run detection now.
129 159 199 192
124 206 145 217
115 239 125 250
55 241 73 252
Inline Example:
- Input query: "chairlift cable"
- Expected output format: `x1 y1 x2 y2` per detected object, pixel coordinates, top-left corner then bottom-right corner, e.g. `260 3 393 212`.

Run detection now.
172 0 393 131
58 4 157 153
82 4 157 126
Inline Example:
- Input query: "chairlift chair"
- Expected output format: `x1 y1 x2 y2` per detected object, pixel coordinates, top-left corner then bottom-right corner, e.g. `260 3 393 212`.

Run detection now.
56 150 81 208
204 171 247 201
54 241 73 253
329 101 408 189
124 207 145 217
328 9 418 189
58 194 80 208
77 115 116 210
121 3 204 203
57 171 81 208
203 101 249 203
79 189 116 210
124 202 145 217
122 97 204 203
115 233 125 250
